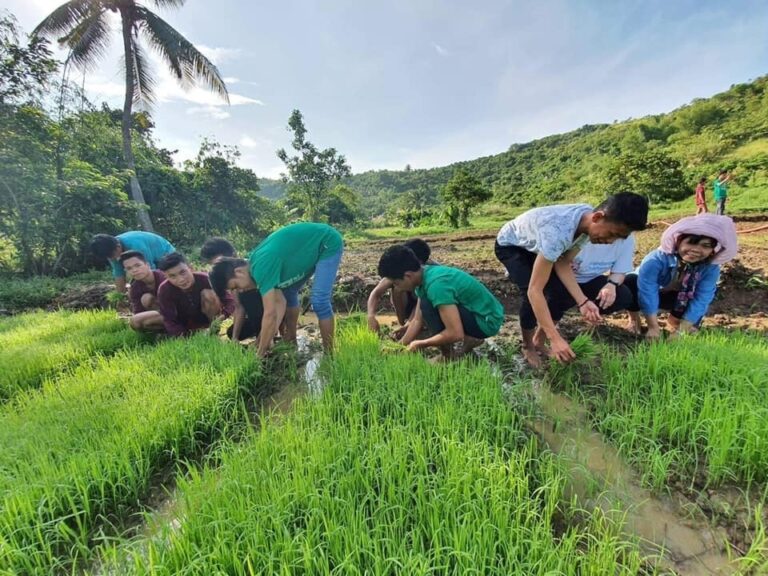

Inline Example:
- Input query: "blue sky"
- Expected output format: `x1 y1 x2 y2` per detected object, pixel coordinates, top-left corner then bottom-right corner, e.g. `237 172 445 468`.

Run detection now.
7 0 768 178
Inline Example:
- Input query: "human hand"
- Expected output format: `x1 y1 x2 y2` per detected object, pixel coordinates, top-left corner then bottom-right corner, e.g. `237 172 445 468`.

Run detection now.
406 341 423 353
596 283 616 309
645 326 661 340
392 325 408 341
367 315 380 333
550 335 576 364
579 300 602 325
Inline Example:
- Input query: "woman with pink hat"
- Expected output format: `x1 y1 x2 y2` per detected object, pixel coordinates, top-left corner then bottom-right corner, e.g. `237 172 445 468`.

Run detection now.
624 214 738 339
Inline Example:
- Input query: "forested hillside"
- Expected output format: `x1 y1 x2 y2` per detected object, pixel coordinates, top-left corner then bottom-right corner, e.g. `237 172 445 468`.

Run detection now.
346 77 768 219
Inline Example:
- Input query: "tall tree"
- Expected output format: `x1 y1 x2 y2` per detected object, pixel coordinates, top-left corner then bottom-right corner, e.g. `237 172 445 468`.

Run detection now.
440 168 490 228
277 109 351 222
34 0 229 231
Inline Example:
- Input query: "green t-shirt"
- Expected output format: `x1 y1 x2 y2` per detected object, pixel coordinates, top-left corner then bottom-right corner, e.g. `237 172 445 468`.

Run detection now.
415 265 504 337
713 178 727 201
248 223 343 294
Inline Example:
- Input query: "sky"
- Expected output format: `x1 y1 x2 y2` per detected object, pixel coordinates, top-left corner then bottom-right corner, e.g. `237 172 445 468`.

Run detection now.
6 0 768 178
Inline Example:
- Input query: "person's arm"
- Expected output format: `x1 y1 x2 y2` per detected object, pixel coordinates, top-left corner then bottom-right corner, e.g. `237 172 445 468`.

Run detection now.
528 254 574 363
220 290 236 318
636 255 665 339
399 303 423 345
115 276 127 294
407 304 464 352
595 273 625 309
157 288 186 337
553 255 601 323
679 265 719 330
256 289 283 357
367 278 393 332
230 302 246 341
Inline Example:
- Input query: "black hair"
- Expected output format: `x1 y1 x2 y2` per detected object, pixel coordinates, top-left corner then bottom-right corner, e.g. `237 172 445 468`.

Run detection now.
699 177 707 184
118 250 146 264
403 238 431 264
596 192 649 232
679 234 718 249
719 168 728 175
209 257 248 299
90 234 119 259
377 245 422 280
157 252 187 272
201 237 236 261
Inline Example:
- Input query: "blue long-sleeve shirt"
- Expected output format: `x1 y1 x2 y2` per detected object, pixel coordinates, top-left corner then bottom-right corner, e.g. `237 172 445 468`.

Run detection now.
635 249 720 325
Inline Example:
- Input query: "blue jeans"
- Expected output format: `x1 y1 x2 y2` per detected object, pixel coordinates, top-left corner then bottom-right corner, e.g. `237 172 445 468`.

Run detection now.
281 247 343 320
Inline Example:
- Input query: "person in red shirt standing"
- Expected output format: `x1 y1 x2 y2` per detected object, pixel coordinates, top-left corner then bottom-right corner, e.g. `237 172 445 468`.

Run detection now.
120 250 165 332
157 252 235 337
695 177 708 215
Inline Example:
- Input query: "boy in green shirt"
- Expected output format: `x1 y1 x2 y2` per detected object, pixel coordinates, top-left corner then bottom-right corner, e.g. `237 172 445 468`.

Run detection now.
209 223 343 356
713 168 731 215
378 244 504 360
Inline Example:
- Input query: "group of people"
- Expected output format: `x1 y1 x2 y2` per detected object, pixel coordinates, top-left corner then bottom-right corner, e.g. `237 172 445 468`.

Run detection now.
94 190 739 366
695 169 732 215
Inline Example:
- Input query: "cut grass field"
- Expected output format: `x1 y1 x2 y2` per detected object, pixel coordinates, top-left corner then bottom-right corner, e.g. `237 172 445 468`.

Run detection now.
101 326 644 575
0 335 260 575
0 310 143 402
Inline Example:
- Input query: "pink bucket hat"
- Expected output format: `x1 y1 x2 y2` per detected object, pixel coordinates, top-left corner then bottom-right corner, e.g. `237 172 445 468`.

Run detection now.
660 214 738 265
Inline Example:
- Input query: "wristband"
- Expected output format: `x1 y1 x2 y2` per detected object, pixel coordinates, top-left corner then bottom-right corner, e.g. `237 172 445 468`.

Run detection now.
606 279 621 287
577 298 589 309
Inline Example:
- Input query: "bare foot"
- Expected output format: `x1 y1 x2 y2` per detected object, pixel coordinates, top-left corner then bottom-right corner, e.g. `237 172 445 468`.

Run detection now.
522 346 543 368
626 321 642 335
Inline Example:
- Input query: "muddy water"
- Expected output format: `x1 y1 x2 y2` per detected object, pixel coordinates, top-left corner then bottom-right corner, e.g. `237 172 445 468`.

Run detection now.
530 382 735 575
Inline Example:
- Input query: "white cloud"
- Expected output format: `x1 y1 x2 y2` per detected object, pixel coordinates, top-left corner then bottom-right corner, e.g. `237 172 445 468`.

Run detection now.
239 136 258 148
431 42 449 56
187 106 231 120
197 45 243 65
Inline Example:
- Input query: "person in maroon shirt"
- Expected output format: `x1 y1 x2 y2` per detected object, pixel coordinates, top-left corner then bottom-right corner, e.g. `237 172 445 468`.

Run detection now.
156 252 235 337
695 177 708 215
120 250 165 332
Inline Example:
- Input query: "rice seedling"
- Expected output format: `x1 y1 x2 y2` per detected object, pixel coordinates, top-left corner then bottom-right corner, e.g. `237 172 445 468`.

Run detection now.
0 335 259 575
0 310 143 401
102 326 645 575
555 331 768 489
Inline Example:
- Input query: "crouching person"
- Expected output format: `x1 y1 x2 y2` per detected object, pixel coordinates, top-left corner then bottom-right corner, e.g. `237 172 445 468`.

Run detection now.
625 214 738 339
378 245 504 360
120 250 165 332
157 252 234 337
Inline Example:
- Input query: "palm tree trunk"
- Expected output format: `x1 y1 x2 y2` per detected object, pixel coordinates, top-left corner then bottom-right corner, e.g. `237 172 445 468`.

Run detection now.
120 11 154 231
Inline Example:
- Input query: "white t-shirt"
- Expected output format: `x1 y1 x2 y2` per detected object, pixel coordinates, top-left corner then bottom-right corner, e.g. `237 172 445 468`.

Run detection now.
496 204 593 262
571 235 635 283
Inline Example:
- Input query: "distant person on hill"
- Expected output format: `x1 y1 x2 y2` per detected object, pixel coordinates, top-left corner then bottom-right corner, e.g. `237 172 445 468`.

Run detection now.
90 231 175 294
695 177 708 215
494 192 649 367
200 237 264 342
530 235 637 346
156 252 234 337
119 250 165 332
378 244 504 361
209 223 344 356
367 238 437 337
625 214 738 339
713 169 732 215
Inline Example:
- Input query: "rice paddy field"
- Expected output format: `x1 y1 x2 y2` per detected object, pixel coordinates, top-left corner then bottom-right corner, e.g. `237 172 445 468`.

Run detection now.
1 310 767 575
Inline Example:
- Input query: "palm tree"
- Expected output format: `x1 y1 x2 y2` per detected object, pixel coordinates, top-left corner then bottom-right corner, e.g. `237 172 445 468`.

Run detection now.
34 0 229 231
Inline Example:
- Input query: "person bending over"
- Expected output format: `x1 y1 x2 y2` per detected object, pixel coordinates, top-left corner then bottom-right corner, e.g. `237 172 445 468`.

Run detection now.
367 238 437 336
494 192 648 366
378 244 504 361
156 252 234 337
90 231 175 294
531 235 637 346
200 237 264 342
625 214 738 339
209 223 343 357
119 250 165 332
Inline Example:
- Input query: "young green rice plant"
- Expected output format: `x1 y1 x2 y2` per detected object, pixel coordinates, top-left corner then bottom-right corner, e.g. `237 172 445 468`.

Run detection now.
558 331 768 489
0 309 143 402
0 335 259 575
102 326 645 575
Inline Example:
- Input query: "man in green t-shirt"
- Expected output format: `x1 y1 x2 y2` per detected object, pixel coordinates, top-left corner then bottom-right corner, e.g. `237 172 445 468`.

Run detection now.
209 223 343 356
713 168 731 215
377 244 504 361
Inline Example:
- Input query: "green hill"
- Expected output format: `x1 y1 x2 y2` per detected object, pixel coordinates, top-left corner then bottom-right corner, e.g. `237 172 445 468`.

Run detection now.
345 76 768 218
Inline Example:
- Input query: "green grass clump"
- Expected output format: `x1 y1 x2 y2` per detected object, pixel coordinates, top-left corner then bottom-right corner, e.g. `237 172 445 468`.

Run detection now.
0 310 143 401
561 332 768 488
105 326 643 575
0 335 260 575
